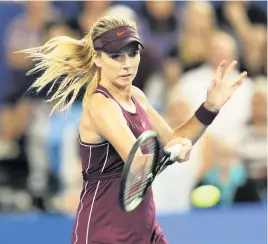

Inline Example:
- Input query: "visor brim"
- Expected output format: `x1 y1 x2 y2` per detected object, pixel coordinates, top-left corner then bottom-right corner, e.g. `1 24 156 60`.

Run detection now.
100 37 144 54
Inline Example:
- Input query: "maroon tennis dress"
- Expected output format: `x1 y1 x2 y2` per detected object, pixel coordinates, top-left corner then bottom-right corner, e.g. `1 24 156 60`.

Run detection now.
71 85 168 244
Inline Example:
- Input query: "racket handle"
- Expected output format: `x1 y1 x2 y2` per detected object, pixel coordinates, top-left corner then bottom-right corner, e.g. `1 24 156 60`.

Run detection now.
166 144 182 161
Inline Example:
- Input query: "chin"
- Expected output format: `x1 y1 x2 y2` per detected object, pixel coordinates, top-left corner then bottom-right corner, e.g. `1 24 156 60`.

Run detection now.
116 77 133 88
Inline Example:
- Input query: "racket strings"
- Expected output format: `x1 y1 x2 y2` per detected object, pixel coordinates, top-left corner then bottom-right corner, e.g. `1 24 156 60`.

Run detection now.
124 164 153 202
124 167 152 199
123 137 158 206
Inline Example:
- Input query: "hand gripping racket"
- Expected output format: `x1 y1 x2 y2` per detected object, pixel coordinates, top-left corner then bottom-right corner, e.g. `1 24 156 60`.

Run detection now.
119 130 181 212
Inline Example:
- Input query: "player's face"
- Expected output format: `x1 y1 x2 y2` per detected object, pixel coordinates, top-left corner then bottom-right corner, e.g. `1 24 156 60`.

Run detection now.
98 43 141 88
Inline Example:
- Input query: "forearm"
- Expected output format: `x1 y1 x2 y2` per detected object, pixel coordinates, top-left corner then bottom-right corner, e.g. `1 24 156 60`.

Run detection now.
169 60 246 146
172 102 218 146
173 115 207 146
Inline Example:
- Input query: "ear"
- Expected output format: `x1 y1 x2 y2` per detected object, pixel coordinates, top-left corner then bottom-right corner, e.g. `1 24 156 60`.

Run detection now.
93 53 102 68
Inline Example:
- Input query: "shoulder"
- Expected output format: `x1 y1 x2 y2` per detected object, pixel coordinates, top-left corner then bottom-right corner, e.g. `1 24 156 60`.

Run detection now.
131 85 148 103
85 92 123 120
131 85 149 111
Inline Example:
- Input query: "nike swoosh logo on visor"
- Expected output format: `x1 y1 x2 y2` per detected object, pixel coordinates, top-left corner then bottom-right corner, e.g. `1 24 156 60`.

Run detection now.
117 29 129 36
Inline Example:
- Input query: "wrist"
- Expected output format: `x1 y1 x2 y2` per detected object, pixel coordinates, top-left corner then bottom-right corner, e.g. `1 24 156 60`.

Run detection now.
203 102 219 113
195 102 219 126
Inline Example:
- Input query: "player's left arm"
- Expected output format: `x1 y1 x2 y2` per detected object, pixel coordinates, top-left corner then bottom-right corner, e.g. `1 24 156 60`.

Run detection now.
132 60 247 147
132 86 206 146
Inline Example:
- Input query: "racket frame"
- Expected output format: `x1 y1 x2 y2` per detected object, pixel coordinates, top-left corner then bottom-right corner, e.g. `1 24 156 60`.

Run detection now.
119 131 174 212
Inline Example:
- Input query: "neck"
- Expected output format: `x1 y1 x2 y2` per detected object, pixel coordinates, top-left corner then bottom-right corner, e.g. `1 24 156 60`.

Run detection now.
99 79 132 102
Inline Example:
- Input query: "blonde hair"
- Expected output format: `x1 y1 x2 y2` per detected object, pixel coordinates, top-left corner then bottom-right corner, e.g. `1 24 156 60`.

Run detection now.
20 16 136 114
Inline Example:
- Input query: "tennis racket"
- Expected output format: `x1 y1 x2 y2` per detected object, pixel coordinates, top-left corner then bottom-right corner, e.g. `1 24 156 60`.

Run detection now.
119 130 181 212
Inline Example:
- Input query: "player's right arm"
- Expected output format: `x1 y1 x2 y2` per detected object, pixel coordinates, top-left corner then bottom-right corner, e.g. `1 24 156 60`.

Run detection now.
87 93 137 162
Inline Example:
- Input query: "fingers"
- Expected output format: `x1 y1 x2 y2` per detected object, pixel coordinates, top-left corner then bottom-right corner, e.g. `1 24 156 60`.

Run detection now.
164 138 192 163
216 60 227 80
222 61 247 88
209 60 227 91
178 146 191 162
233 71 247 86
183 151 191 162
177 139 192 162
227 71 247 99
229 71 247 95
240 71 248 79
224 60 237 78
229 71 247 90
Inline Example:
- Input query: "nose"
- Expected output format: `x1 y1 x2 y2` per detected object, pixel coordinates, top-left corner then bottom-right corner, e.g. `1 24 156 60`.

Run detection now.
121 53 131 68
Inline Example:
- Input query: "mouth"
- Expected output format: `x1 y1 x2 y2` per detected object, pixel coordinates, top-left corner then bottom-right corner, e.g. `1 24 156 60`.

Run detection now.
120 74 132 78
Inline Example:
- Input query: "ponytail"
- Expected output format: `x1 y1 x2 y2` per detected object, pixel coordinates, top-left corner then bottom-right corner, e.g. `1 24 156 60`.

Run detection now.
19 16 137 114
20 33 100 114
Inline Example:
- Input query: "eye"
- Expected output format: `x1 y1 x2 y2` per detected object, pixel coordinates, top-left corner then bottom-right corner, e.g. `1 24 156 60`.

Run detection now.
129 50 139 57
110 54 121 60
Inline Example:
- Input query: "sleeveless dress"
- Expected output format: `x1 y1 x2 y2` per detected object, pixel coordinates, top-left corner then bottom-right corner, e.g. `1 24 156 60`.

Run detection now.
71 85 168 244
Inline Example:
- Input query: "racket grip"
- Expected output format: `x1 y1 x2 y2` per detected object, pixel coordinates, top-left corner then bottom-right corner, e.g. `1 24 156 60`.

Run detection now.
166 144 182 161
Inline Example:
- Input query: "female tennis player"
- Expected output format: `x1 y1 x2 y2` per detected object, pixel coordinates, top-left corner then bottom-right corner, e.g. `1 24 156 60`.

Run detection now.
21 16 247 244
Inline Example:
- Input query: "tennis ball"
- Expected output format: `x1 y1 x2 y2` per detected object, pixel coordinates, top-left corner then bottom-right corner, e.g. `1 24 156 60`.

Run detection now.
191 185 220 208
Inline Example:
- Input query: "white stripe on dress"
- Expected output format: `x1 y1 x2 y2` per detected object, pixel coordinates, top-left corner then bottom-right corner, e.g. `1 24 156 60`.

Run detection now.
85 146 91 174
74 182 88 244
85 181 100 244
79 138 108 147
101 144 110 173
85 143 110 244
